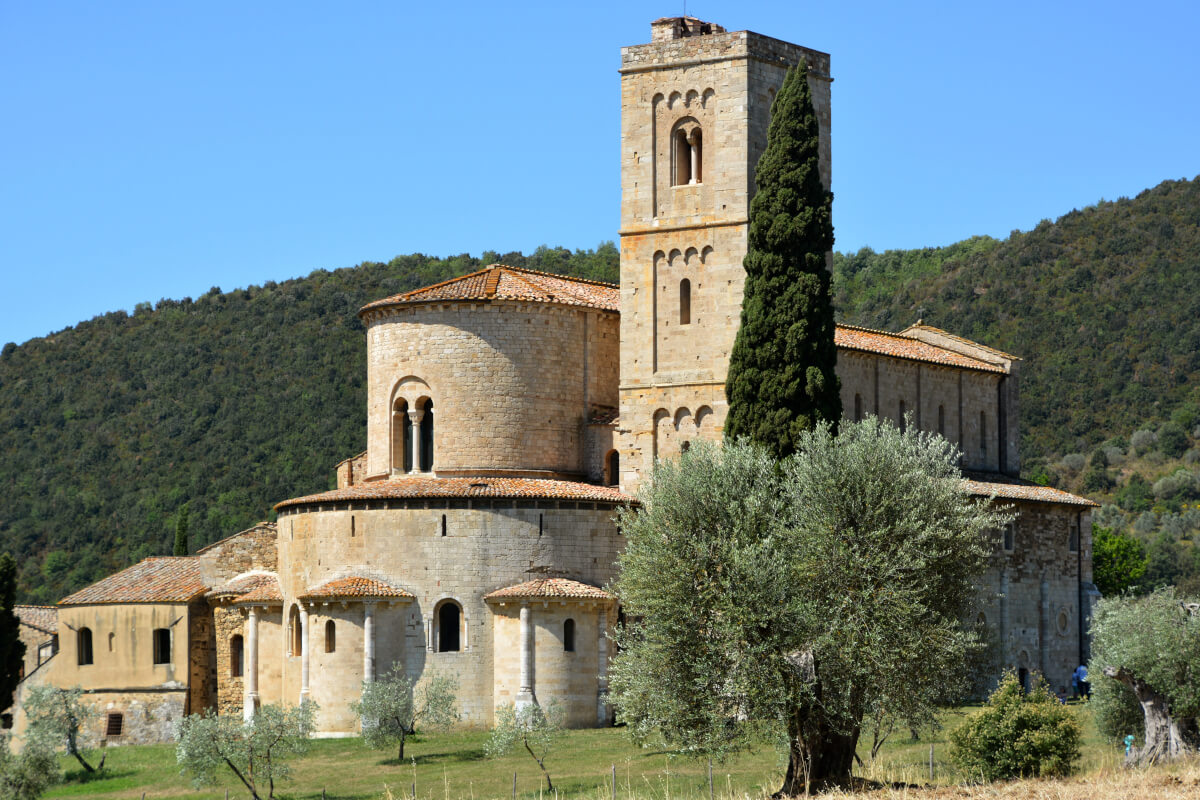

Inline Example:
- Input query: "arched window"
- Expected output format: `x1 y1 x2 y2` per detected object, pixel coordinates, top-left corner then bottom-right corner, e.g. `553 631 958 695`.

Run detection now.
436 601 462 652
691 130 703 183
419 399 434 472
153 628 171 664
605 450 620 487
938 405 945 436
854 394 863 422
288 605 302 657
673 129 692 185
392 398 411 473
564 619 576 652
230 634 244 677
979 411 988 458
898 400 907 432
1003 523 1015 552
680 440 691 454
77 627 93 666
325 620 336 653
107 631 115 652
679 279 691 325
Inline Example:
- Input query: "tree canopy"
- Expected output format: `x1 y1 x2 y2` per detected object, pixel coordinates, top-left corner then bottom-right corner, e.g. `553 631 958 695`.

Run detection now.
725 63 840 457
0 553 23 711
610 422 1010 793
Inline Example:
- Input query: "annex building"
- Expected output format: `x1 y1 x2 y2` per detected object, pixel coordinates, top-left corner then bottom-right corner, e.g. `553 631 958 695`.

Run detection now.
9 17 1098 745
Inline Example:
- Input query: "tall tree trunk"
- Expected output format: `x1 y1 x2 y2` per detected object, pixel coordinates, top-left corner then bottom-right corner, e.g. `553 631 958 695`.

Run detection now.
779 711 860 796
1104 666 1197 765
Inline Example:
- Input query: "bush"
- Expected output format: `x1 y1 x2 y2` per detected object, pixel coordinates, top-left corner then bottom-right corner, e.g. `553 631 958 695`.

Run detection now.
1061 453 1085 472
1131 429 1158 456
1159 422 1191 458
950 672 1082 781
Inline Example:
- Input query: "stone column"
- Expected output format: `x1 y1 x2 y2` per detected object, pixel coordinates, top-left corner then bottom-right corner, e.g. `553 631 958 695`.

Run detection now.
597 609 609 726
363 602 376 684
244 606 259 723
688 132 699 184
408 408 425 473
299 604 311 704
516 603 534 709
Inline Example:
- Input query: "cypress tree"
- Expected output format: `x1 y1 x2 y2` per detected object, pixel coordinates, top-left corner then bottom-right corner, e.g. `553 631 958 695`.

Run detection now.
0 552 24 711
173 504 190 556
724 63 841 458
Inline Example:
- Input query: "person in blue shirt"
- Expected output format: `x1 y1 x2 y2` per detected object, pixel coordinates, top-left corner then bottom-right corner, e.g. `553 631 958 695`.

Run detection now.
1073 664 1090 700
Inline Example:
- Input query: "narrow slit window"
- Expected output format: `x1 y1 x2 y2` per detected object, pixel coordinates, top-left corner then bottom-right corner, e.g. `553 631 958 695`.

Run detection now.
898 400 907 432
606 450 620 487
679 279 691 325
673 129 692 185
854 394 863 422
437 602 461 652
325 620 336 653
980 411 988 458
288 605 302 657
1003 523 1015 552
230 634 244 677
419 400 434 472
440 514 447 537
1069 520 1080 553
938 405 945 436
564 618 576 652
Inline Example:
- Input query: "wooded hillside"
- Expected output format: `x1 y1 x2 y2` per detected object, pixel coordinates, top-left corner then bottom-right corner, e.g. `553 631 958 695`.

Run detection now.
2 176 1198 602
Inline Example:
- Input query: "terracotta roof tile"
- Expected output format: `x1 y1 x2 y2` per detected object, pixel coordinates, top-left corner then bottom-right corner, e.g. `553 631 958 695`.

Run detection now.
963 472 1099 507
300 576 414 601
15 605 58 635
484 578 614 602
834 324 1005 373
59 557 207 605
209 573 282 605
360 265 619 315
276 477 633 511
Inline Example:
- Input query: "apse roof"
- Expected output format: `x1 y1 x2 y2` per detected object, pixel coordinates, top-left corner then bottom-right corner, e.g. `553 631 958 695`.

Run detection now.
360 265 620 315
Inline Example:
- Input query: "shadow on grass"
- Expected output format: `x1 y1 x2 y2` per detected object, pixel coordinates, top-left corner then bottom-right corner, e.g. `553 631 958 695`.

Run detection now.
373 747 488 767
59 767 138 784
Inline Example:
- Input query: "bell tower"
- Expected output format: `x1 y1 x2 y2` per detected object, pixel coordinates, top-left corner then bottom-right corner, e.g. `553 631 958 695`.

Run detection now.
616 17 832 492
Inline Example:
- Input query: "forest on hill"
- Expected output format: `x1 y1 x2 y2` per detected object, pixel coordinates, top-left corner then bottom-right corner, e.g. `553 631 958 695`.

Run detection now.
2 176 1198 602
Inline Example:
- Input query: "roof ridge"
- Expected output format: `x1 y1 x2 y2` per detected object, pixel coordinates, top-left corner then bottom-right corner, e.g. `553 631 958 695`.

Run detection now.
484 265 503 298
486 264 618 289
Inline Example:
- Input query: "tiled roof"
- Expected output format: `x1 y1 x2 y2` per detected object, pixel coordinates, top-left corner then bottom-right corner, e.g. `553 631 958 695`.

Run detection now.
15 605 57 635
232 578 283 605
300 576 414 602
59 557 207 605
964 472 1100 507
209 573 282 605
484 578 615 602
834 324 1006 373
359 265 620 315
590 407 619 425
276 477 633 510
902 323 1018 362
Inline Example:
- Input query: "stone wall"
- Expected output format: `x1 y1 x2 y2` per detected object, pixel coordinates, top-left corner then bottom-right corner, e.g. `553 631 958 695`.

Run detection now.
213 605 245 716
271 500 624 732
364 303 619 480
195 522 279 585
187 600 215 714
336 451 369 489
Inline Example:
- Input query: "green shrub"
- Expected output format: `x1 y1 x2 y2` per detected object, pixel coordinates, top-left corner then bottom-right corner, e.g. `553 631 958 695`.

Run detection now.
949 672 1081 781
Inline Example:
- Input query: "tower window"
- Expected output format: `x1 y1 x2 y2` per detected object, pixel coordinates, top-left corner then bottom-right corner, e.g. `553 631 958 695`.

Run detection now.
153 628 171 664
436 601 462 652
564 618 576 652
419 399 435 472
606 449 620 487
288 605 302 657
325 620 336 653
679 279 691 325
392 398 412 473
672 124 702 186
77 627 93 666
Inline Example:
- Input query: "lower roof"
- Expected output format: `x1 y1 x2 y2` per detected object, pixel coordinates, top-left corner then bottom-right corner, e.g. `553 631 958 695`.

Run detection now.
275 476 633 511
58 557 207 605
964 471 1098 507
15 605 58 636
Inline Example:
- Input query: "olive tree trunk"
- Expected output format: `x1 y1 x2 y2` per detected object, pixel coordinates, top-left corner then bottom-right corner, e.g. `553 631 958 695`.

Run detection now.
779 711 860 796
1104 666 1197 765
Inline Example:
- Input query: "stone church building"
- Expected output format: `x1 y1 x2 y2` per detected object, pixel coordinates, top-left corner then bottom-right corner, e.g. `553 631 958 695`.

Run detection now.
9 17 1097 744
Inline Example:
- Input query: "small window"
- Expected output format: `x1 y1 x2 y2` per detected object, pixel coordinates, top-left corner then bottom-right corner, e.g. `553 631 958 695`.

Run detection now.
230 634 244 677
1069 519 1080 553
1003 524 1015 552
898 400 907 432
854 394 863 422
980 411 987 458
679 279 691 325
153 628 171 664
938 405 945 436
105 712 123 738
441 514 447 537
77 627 93 666
437 602 461 652
107 631 115 652
1 713 11 730
680 440 691 454
38 642 54 666
564 618 576 652
325 620 336 653
606 450 620 487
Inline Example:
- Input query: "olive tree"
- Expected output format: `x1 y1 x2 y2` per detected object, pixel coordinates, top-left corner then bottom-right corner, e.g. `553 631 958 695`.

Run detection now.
175 702 317 800
486 700 565 793
21 685 104 774
0 722 60 800
1090 589 1200 764
351 666 458 761
610 422 1010 795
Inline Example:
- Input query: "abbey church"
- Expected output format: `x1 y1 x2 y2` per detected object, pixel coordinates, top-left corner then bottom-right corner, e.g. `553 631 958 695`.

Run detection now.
9 17 1098 744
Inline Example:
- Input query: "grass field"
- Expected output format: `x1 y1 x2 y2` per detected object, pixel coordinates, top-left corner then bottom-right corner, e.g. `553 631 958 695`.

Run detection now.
37 704 1199 800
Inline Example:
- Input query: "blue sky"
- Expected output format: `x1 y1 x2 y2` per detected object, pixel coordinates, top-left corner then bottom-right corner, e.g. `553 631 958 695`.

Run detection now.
2 1 1197 346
